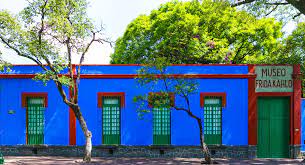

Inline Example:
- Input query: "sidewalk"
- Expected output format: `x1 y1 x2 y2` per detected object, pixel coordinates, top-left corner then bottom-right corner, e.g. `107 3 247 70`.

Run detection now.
3 156 304 165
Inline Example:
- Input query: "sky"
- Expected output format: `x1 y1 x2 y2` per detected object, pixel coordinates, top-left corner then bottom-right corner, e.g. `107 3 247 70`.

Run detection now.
0 0 297 64
0 0 176 64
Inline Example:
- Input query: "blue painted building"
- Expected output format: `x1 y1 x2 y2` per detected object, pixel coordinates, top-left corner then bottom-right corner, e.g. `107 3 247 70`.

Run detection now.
0 64 302 158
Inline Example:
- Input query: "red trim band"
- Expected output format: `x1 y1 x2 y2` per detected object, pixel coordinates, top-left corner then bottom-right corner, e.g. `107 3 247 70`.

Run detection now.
69 107 76 145
21 92 48 107
200 92 226 107
10 64 295 67
79 64 249 66
0 74 67 78
69 65 77 145
9 64 249 66
254 64 293 66
81 74 256 79
248 64 257 145
256 92 293 96
293 64 301 145
97 92 125 108
0 74 256 79
1 74 36 78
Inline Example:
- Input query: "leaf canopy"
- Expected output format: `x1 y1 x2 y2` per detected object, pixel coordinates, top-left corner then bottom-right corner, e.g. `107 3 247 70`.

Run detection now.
111 0 283 64
0 0 97 86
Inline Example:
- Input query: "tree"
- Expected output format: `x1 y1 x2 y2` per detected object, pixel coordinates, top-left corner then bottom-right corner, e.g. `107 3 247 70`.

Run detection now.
134 57 213 164
230 0 305 20
111 0 282 65
0 0 110 162
275 22 305 96
277 22 305 65
284 23 305 63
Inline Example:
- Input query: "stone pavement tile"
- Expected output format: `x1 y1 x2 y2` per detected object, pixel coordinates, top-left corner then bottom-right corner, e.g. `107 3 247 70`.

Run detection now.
2 156 304 165
3 157 202 165
215 158 303 165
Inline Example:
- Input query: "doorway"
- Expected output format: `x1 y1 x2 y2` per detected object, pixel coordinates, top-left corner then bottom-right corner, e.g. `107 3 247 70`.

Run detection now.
257 96 290 158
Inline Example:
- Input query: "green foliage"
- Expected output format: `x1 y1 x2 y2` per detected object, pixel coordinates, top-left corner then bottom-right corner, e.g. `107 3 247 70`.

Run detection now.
270 22 305 67
230 0 305 21
0 64 11 72
111 0 283 64
0 0 95 86
285 22 305 63
274 23 305 96
0 1 105 161
134 57 199 119
133 94 151 120
0 54 11 72
133 57 212 161
34 72 73 86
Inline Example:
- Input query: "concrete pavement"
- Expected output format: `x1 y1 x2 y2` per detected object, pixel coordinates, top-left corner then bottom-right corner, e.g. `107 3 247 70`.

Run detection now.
2 156 304 165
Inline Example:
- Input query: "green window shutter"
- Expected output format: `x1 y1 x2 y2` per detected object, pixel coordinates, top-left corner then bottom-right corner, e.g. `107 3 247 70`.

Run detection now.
27 97 45 145
153 104 171 145
0 151 4 164
102 96 121 145
204 96 222 145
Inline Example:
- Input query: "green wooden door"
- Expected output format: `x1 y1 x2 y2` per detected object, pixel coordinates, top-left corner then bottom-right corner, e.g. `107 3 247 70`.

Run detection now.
0 151 4 164
27 97 45 144
204 97 222 145
102 96 121 145
257 97 290 158
153 106 171 145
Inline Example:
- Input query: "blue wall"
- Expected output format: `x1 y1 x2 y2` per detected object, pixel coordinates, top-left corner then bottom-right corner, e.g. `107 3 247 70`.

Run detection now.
0 65 249 146
78 65 248 74
75 78 248 146
0 79 69 145
301 99 305 151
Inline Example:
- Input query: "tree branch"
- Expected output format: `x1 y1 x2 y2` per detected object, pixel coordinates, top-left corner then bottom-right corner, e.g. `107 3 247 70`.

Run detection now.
35 0 60 76
231 0 255 7
65 37 75 103
75 30 112 103
265 2 289 5
237 49 255 63
38 0 48 45
159 68 199 123
1 33 73 107
0 36 46 70
265 5 279 16
46 32 65 44
78 33 96 66
74 33 96 104
232 0 289 7
54 80 78 108
232 41 246 63
173 105 201 121
293 12 302 19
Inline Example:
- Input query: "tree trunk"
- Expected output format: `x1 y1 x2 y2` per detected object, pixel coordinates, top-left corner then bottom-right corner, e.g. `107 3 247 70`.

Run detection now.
73 106 92 162
197 119 212 164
